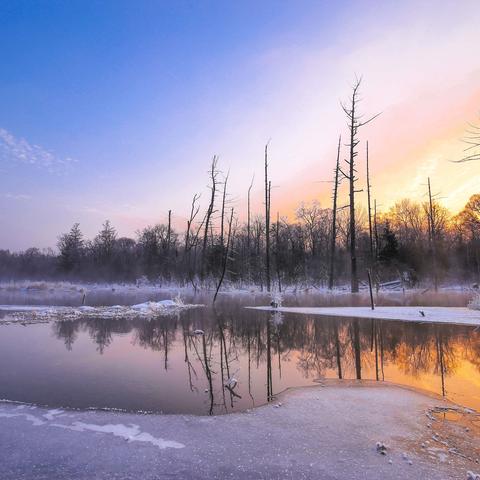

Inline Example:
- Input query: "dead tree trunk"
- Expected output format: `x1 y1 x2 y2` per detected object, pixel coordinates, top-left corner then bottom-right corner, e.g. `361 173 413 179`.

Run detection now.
220 171 229 248
373 199 379 260
328 135 341 290
213 207 234 303
275 211 281 293
202 156 218 278
264 143 271 292
366 141 373 259
427 177 438 292
341 77 380 293
185 194 200 252
167 210 172 253
247 175 254 253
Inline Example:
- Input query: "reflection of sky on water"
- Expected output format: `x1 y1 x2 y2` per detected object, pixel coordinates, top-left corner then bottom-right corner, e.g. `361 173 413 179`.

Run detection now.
0 295 478 415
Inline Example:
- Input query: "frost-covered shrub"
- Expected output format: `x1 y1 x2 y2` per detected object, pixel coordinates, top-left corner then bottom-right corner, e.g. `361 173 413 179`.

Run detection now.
468 293 480 310
269 288 283 308
173 293 184 306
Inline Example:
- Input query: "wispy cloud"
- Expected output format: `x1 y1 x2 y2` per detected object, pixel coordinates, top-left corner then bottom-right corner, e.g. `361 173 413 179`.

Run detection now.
0 128 76 173
2 192 32 200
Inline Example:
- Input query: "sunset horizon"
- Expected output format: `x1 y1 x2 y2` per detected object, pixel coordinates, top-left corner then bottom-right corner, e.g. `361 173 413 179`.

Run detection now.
1 0 479 250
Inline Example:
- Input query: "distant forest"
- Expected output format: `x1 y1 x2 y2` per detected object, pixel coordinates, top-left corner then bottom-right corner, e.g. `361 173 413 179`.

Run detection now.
1 80 479 291
1 191 479 290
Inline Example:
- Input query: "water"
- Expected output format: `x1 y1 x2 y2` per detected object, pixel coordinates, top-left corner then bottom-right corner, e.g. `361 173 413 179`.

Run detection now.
0 288 478 415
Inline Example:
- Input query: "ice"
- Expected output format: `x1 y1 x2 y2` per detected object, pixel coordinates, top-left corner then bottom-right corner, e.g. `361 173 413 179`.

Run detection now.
249 305 480 326
43 409 65 421
0 411 46 426
52 422 185 450
0 383 473 479
0 298 204 324
131 299 179 311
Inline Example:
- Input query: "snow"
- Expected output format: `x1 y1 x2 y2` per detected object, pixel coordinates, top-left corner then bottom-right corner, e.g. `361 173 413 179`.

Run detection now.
52 422 184 450
0 411 46 426
0 382 477 479
43 409 64 421
468 293 480 310
249 306 480 326
0 299 204 324
131 299 179 310
2 279 476 299
0 305 54 312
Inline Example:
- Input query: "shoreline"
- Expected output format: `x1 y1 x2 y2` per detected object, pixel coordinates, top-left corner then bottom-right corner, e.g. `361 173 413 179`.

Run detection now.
249 305 480 326
1 382 478 479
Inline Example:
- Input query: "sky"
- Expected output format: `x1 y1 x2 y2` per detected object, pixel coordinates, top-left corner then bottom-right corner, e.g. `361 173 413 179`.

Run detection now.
1 0 479 251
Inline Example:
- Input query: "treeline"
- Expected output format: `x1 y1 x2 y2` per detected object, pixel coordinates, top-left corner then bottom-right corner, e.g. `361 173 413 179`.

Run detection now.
0 192 479 288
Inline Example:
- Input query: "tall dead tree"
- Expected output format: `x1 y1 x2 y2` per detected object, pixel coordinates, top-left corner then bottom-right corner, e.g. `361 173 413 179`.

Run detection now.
328 135 342 290
275 211 282 292
264 142 271 292
220 171 229 248
185 194 200 252
247 175 254 253
366 141 374 258
341 78 380 293
202 156 219 277
453 117 480 163
213 207 234 303
166 210 172 252
427 177 438 292
373 199 379 260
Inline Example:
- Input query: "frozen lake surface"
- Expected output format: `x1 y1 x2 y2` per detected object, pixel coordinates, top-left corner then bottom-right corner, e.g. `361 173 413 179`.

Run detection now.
2 382 478 480
250 305 480 325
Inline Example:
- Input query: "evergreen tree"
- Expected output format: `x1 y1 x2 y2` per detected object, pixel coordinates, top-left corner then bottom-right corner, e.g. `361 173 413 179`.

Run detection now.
93 220 117 267
379 221 399 263
57 223 84 272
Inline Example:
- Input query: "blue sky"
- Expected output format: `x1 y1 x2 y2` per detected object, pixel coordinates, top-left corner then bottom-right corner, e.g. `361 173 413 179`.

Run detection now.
1 1 479 250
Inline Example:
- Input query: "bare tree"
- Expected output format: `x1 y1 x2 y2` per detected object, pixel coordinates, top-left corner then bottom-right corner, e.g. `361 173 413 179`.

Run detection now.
427 177 438 291
328 135 341 289
264 142 271 292
185 194 201 252
340 77 380 292
275 211 282 292
214 207 235 303
166 210 172 253
366 141 374 258
453 117 480 163
220 170 230 247
202 156 219 277
373 199 379 260
247 174 254 253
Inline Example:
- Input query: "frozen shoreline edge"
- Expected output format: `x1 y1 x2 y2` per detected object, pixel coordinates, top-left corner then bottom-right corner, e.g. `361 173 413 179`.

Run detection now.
248 305 480 326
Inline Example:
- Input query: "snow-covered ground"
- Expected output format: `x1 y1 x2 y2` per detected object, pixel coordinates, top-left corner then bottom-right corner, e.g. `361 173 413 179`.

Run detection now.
0 382 478 480
250 306 480 326
0 299 204 324
1 279 477 297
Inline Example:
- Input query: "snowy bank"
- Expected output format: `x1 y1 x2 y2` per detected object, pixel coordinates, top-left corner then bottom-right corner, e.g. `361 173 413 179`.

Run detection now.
0 382 478 479
249 306 480 326
0 299 204 324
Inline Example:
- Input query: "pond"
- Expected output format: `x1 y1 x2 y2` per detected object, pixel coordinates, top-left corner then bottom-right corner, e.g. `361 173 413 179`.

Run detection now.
0 288 479 415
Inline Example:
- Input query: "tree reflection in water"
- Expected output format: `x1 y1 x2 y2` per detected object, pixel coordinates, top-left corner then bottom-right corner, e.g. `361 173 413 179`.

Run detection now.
51 305 480 414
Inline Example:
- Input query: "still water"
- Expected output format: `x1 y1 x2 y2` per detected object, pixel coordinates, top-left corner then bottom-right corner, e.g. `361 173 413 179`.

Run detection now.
0 289 479 415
